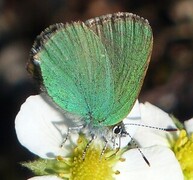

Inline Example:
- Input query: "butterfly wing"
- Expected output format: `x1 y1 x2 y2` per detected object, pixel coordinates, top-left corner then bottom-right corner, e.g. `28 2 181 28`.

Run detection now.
85 12 153 126
28 12 153 127
28 23 115 125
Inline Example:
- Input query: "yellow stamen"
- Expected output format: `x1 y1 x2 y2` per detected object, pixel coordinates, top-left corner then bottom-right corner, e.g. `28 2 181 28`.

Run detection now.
71 148 113 179
173 130 193 179
55 134 126 179
115 170 120 175
68 135 125 180
23 134 127 179
119 158 126 162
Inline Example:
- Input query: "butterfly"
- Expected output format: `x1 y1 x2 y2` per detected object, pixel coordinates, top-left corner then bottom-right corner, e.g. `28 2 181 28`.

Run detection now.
27 12 153 147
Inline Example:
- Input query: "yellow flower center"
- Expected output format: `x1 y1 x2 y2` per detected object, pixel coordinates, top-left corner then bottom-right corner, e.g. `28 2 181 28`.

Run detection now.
71 147 113 179
23 134 127 179
173 130 193 179
57 134 125 180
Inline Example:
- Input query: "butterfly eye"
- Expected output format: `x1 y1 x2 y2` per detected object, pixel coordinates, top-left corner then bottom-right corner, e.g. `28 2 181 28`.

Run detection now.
113 125 122 135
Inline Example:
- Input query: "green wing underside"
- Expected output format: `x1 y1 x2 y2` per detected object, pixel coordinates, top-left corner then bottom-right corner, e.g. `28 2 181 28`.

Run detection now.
35 13 153 127
85 14 153 126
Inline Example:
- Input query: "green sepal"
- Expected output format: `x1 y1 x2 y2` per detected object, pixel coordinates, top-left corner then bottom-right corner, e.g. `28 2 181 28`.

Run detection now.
170 114 184 130
21 158 70 176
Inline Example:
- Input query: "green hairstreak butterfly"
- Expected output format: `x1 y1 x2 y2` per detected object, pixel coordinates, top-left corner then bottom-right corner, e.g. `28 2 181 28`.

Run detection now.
27 12 153 144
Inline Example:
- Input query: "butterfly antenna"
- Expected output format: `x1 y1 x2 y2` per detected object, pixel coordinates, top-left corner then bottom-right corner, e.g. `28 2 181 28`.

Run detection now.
126 132 150 166
124 123 177 132
82 134 95 160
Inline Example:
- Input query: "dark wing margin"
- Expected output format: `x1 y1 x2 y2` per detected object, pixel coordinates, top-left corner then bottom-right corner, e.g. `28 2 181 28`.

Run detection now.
27 23 64 84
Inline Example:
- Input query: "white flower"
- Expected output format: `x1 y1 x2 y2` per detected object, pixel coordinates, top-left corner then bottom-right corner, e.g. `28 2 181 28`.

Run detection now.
15 94 140 158
134 102 193 179
133 102 179 148
15 95 183 180
184 118 193 134
28 176 61 180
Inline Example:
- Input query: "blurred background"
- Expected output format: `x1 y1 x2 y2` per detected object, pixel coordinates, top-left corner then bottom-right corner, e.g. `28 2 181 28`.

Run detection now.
0 0 193 179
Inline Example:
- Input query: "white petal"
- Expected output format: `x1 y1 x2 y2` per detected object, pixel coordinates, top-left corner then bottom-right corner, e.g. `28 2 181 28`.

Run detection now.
114 146 183 180
28 175 62 180
127 100 141 119
140 102 177 129
15 94 79 158
121 100 141 147
133 102 178 147
184 118 193 134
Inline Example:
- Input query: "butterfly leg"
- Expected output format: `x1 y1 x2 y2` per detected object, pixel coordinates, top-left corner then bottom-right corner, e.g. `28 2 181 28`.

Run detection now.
100 136 108 160
82 133 96 160
113 135 121 156
111 136 116 149
106 134 122 159
61 124 84 148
